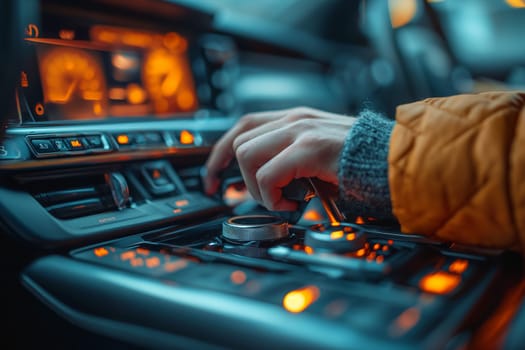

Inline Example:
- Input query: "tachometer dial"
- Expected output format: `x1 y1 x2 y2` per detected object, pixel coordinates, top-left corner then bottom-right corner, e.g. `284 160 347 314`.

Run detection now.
38 47 107 119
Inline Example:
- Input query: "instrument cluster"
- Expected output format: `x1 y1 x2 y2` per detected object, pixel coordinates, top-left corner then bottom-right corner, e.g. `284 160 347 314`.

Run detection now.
18 15 200 123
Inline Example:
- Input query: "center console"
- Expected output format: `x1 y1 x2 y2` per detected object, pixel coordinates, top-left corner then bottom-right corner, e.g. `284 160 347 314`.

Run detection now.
21 193 522 349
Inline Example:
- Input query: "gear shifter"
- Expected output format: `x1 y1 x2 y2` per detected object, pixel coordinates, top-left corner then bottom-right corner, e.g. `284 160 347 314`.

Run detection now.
283 178 366 253
305 178 345 224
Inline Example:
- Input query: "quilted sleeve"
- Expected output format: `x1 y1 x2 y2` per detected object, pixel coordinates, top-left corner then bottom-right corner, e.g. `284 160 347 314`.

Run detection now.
389 91 525 252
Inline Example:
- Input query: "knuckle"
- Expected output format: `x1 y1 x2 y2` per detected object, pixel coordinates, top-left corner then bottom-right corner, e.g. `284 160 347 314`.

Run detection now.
234 142 250 162
296 132 322 148
283 107 309 122
255 169 271 188
265 201 278 211
238 113 259 129
232 135 244 151
287 118 317 132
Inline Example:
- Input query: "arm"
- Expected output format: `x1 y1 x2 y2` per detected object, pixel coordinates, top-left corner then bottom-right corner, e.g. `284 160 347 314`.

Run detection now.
389 91 525 252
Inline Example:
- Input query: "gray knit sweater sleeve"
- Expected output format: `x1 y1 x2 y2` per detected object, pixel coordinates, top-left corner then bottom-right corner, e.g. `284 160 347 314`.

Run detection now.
338 110 396 221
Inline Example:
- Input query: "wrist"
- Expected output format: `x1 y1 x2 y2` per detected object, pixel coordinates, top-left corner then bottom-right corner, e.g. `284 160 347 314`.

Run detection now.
338 110 396 221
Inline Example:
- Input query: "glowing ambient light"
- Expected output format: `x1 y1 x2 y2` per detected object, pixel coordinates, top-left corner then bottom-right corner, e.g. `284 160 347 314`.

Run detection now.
302 209 323 221
283 285 320 313
136 247 150 256
230 270 247 285
145 256 160 268
356 248 366 257
389 0 417 28
223 184 250 207
449 259 469 274
390 307 421 337
179 130 194 145
174 199 189 207
164 259 188 273
506 0 525 8
345 233 356 241
120 251 135 260
419 271 461 294
330 230 344 240
116 134 130 145
93 247 109 257
130 257 144 267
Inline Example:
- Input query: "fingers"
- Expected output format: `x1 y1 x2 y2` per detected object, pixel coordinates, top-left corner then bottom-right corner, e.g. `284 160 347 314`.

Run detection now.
203 105 356 213
203 109 286 194
233 111 353 151
255 131 343 211
234 117 354 210
234 124 295 203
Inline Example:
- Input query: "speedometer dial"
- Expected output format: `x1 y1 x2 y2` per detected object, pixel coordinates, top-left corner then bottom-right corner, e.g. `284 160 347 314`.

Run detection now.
38 47 107 119
142 41 197 114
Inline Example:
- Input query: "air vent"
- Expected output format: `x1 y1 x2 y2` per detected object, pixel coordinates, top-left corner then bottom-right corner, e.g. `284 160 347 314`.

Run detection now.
32 173 120 219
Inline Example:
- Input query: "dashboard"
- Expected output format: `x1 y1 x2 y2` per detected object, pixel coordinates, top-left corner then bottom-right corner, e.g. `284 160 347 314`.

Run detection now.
1 1 525 349
24 25 198 121
14 1 209 124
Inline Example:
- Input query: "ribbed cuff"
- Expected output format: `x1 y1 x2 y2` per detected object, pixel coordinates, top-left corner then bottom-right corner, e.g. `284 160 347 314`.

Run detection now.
338 110 396 221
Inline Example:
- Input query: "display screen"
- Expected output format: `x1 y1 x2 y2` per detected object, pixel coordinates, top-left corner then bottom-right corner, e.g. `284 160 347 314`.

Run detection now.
22 24 199 122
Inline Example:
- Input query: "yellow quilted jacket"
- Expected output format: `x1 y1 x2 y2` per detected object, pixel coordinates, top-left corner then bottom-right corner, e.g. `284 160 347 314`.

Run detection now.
389 91 525 252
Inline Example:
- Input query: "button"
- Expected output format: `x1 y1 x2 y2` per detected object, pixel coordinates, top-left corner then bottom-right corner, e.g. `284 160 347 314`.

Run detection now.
141 163 176 195
85 135 103 148
148 168 169 186
67 138 86 150
144 132 163 145
134 133 147 146
115 133 132 146
50 138 70 152
31 139 55 153
179 130 195 145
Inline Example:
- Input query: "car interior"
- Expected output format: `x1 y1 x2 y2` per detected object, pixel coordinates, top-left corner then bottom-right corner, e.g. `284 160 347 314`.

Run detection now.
2 0 525 349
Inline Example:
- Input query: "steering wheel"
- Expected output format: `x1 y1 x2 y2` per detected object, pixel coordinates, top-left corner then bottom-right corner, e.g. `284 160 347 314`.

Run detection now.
0 1 23 141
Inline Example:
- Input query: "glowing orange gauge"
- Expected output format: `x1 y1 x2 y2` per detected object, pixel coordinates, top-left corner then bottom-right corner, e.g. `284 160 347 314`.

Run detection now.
38 47 107 119
142 47 197 114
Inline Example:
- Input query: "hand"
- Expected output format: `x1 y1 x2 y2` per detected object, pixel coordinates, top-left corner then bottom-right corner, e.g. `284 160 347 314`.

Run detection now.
203 107 356 211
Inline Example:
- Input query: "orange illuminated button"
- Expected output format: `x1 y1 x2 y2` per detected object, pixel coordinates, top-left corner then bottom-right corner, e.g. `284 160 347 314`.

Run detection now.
179 130 194 145
115 134 132 145
283 285 320 313
168 197 192 211
147 167 169 186
67 138 85 150
419 271 461 295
